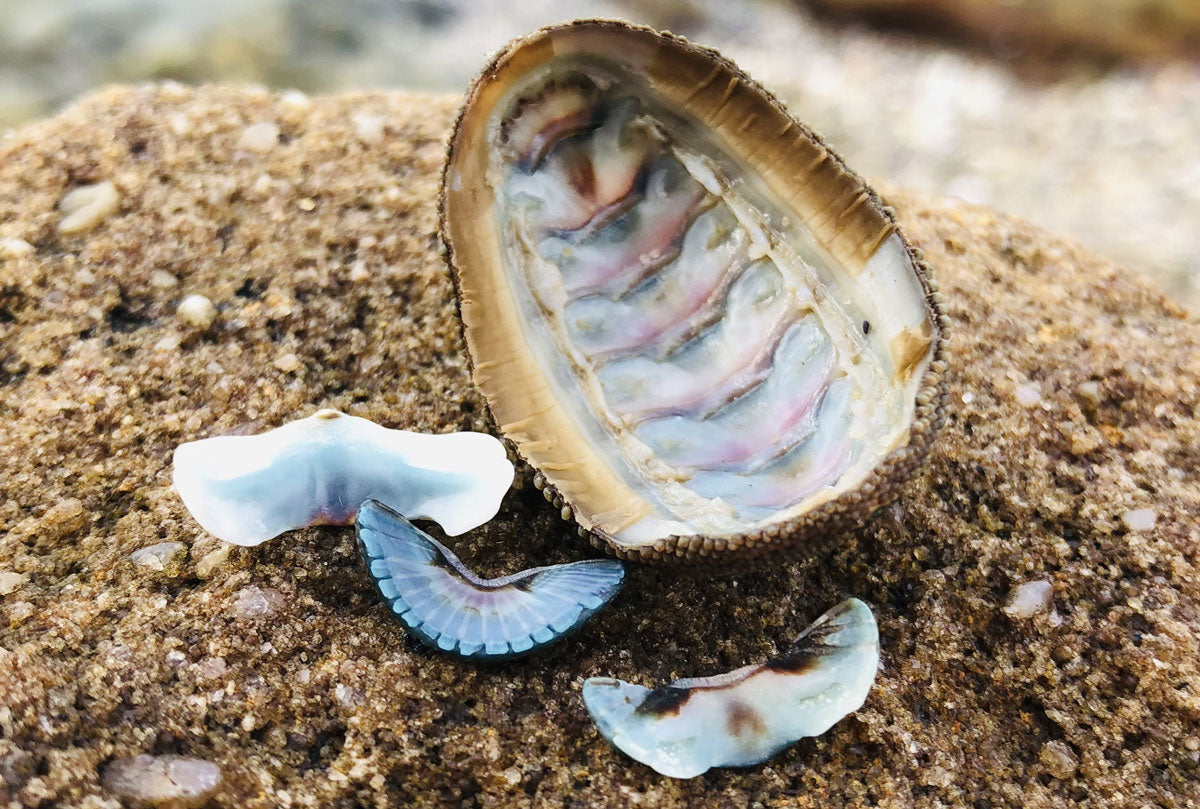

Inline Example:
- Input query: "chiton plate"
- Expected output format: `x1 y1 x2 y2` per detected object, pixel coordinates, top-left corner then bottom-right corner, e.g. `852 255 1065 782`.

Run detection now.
440 20 948 564
582 598 879 777
357 499 625 659
173 409 514 545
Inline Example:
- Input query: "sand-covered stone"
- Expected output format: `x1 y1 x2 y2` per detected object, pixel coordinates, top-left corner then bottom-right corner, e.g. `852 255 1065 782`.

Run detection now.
0 85 1197 808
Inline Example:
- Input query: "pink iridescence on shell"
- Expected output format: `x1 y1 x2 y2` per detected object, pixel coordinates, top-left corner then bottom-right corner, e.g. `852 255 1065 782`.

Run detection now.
498 74 858 522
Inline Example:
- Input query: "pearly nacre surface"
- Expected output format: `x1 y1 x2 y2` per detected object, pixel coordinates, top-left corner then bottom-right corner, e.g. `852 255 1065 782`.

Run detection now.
582 598 879 778
441 21 945 561
173 409 514 545
356 499 625 659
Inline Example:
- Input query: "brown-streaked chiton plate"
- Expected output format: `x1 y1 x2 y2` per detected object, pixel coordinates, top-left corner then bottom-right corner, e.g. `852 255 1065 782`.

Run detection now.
439 20 948 565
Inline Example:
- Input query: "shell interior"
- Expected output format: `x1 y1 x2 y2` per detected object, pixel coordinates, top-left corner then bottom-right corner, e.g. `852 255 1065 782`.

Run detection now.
444 24 938 551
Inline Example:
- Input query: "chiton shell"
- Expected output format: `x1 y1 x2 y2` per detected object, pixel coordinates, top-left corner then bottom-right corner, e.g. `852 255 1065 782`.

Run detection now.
440 20 948 564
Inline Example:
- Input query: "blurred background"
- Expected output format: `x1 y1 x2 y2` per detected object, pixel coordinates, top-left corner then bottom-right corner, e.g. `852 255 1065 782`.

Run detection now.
1 0 1197 310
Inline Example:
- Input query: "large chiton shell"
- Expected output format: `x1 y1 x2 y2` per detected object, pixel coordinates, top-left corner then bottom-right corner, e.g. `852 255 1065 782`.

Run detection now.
440 20 948 564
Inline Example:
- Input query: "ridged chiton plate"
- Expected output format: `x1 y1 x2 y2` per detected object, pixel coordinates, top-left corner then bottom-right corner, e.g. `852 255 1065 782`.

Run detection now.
440 20 948 564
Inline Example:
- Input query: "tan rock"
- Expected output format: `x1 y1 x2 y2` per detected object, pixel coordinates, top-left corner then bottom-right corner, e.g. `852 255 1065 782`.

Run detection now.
0 85 1196 808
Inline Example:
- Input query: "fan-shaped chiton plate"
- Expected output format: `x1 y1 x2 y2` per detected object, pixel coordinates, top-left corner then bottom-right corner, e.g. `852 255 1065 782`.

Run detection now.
357 500 625 659
440 20 948 563
582 598 879 777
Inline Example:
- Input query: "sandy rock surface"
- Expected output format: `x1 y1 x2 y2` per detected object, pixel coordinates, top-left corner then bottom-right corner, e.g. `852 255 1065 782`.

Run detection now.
1 2 1199 310
0 86 1197 808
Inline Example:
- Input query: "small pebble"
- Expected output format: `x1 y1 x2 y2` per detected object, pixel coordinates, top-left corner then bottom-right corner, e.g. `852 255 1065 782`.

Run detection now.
177 294 217 330
237 121 280 153
195 545 231 578
167 112 191 137
1015 382 1041 407
279 90 311 111
1122 508 1157 532
233 585 286 618
101 754 221 804
251 173 274 195
41 497 87 538
353 113 385 145
502 767 522 786
1039 740 1078 779
1051 644 1076 664
195 656 227 681
0 571 30 595
297 197 316 212
153 333 181 353
1003 580 1054 618
960 391 975 405
274 352 301 373
194 652 226 681
129 542 188 575
1075 380 1102 409
334 683 364 707
58 181 120 234
149 270 178 289
0 237 34 257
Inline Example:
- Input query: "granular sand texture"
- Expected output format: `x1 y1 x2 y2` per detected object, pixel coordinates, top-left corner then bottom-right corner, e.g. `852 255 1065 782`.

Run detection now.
0 86 1197 808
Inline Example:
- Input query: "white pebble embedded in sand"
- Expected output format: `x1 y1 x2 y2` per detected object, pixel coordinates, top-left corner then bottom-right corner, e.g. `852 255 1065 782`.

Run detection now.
101 755 222 803
194 656 227 680
279 90 311 112
233 585 286 618
1003 580 1054 618
1122 508 1157 531
0 236 34 257
1015 382 1042 407
237 121 280 153
1075 380 1102 408
58 181 120 234
130 542 188 573
149 270 178 289
177 293 217 330
273 352 301 373
354 113 385 145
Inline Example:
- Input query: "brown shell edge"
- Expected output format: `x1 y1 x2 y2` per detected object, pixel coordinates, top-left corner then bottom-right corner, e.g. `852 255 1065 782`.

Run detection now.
437 18 950 569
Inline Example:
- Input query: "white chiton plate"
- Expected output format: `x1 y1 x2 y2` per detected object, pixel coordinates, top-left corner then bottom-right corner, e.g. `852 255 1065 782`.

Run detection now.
583 598 879 777
173 409 514 545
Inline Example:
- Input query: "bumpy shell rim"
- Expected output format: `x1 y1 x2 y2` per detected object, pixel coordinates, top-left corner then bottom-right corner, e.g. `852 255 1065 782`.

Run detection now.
437 18 949 568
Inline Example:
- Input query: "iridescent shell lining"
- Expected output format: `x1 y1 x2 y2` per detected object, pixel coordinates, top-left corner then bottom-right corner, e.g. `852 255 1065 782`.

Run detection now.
492 66 926 543
441 21 946 559
357 500 625 659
